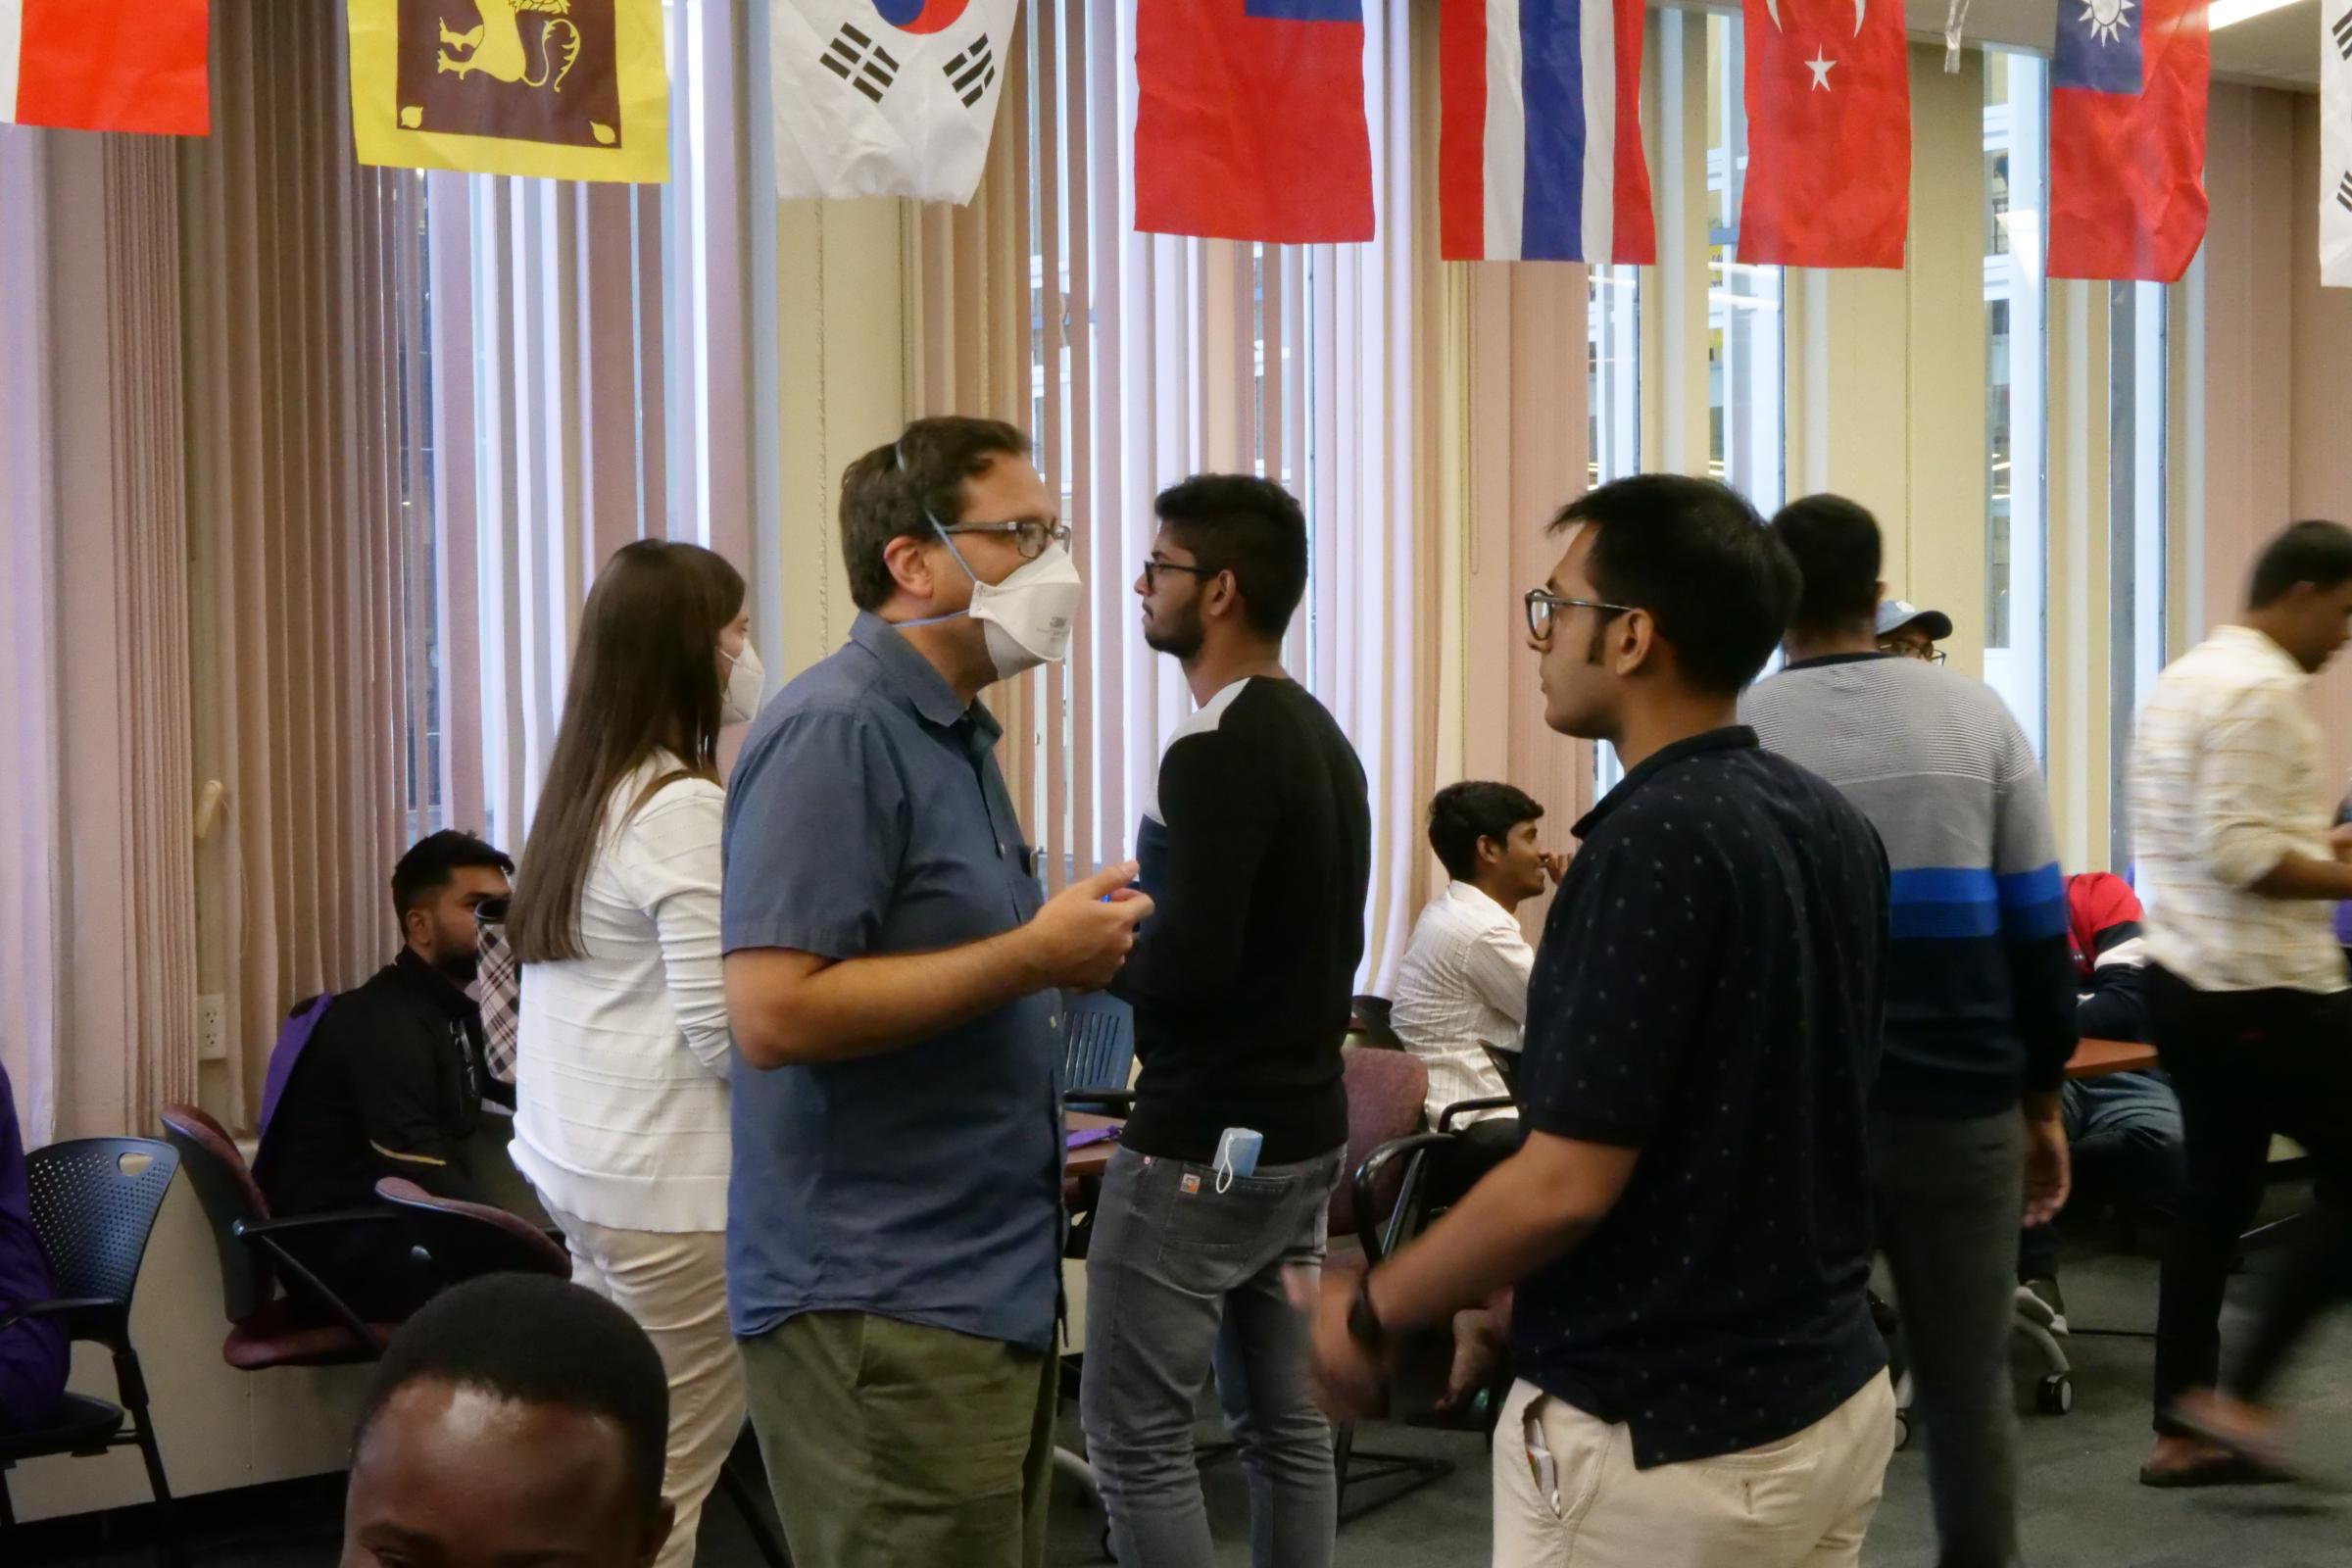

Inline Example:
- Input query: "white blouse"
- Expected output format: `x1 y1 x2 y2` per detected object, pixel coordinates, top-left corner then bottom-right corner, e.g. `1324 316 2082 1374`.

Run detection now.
512 759 734 1233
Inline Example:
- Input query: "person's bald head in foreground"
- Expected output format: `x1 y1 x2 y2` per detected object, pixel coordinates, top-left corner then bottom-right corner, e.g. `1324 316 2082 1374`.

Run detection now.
343 1274 673 1568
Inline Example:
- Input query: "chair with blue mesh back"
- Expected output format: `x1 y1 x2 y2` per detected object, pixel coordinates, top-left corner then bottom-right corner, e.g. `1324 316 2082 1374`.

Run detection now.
1061 991 1136 1108
0 1138 182 1565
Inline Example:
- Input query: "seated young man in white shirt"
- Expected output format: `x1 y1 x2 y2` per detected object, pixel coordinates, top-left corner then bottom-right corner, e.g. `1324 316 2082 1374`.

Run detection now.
1391 781 1563 1197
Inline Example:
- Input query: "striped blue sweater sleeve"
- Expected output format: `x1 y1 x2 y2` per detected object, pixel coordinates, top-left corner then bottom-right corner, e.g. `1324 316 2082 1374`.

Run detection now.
1991 710 2078 1094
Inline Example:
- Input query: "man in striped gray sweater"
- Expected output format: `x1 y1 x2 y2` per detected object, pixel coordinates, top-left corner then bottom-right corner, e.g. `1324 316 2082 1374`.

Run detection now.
1743 495 2076 1568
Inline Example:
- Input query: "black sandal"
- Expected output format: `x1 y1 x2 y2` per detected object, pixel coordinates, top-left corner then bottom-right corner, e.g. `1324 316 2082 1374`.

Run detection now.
2137 1452 2291 1489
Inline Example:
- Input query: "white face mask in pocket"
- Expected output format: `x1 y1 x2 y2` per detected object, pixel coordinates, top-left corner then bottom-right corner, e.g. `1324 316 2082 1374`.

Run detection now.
1212 1127 1263 1194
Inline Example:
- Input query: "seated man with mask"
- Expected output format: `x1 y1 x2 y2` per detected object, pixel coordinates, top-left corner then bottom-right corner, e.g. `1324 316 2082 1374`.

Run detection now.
255 829 515 1319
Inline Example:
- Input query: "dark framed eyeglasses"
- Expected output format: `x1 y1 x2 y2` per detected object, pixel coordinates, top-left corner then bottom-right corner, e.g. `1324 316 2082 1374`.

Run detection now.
473 896 512 925
1524 588 1635 642
939 518 1073 560
1880 642 1947 664
1142 556 1218 591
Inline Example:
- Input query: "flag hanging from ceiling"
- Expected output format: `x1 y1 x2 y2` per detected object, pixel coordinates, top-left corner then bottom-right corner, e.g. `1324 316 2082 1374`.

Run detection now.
347 0 668 181
1 0 209 134
771 0 1020 202
2323 0 2352 287
1737 0 1910 269
1439 0 1655 263
1134 0 1375 243
2048 0 2209 281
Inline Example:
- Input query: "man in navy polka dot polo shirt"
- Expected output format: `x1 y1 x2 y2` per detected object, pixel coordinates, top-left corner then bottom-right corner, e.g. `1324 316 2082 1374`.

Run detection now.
1305 475 1896 1568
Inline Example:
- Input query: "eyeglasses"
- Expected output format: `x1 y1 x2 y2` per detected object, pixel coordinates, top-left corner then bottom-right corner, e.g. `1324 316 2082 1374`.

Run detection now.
1524 588 1635 642
1879 642 1947 664
939 518 1072 561
1142 556 1218 590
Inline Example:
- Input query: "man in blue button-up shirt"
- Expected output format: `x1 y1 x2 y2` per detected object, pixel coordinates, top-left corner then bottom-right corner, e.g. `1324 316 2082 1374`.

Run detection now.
721 416 1152 1568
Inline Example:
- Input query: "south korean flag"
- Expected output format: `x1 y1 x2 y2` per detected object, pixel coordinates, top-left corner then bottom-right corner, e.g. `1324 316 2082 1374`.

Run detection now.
773 0 1020 203
2327 0 2352 286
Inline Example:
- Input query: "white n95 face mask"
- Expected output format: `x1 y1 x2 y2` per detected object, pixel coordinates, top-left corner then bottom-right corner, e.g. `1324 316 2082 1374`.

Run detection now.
905 527 1084 681
968 543 1083 679
720 641 765 724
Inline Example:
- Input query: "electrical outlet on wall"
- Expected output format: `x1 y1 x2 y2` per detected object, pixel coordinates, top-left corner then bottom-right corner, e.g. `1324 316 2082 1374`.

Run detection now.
197 994 227 1062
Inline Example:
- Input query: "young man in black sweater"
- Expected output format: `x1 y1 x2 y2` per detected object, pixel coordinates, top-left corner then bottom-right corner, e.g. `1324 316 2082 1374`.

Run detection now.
256 830 514 1318
1080 474 1370 1568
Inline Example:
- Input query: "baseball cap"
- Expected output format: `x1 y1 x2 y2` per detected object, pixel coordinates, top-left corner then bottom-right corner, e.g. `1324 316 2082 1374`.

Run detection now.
1876 600 1953 641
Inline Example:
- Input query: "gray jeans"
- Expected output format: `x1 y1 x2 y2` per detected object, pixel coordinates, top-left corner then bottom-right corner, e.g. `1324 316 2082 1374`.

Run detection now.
1079 1144 1344 1568
1871 1108 2025 1568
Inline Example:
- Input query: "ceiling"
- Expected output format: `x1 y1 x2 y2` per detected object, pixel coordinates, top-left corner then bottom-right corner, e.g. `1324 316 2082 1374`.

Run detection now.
1898 0 2326 88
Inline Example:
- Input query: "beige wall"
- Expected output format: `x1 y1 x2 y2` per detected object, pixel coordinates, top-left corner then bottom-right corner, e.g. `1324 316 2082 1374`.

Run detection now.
2205 84 2352 795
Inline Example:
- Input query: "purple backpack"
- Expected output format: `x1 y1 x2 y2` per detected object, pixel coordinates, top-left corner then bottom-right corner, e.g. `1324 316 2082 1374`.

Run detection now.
258 993 335 1139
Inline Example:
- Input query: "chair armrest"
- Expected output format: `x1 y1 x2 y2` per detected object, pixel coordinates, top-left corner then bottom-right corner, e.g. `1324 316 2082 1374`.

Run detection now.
1063 1090 1137 1115
1352 1132 1454 1266
234 1207 402 1239
234 1210 400 1350
1437 1098 1518 1134
0 1297 122 1345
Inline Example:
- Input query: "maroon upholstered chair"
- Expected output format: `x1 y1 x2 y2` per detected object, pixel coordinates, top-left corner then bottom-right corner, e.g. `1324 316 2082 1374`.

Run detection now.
158 1105 404 1368
372 1178 568 1282
1326 1045 1457 1519
1330 1043 1431 1246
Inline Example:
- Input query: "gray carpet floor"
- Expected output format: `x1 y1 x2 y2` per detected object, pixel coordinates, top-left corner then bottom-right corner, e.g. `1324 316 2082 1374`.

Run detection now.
25 1192 2352 1567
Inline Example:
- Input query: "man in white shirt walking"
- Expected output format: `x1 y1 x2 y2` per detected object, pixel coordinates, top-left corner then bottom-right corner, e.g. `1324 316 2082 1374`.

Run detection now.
1391 782 1561 1190
2130 519 2352 1487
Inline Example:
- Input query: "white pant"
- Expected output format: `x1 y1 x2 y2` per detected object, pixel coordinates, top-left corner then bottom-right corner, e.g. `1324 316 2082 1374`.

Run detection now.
1492 1374 1895 1568
548 1208 746 1568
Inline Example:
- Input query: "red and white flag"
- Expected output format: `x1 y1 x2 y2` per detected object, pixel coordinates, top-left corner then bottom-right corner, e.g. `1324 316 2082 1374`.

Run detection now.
1737 0 1909 269
1 0 210 135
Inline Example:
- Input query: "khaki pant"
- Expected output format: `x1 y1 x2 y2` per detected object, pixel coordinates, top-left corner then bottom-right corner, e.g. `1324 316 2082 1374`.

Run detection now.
1493 1375 1895 1568
548 1208 745 1568
740 1310 1057 1568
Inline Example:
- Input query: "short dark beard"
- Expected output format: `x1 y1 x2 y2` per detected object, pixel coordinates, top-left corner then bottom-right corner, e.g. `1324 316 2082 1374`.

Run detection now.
1145 600 1205 661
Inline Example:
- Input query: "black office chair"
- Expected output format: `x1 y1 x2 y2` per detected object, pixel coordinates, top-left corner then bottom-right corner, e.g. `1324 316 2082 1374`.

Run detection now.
0 1138 182 1565
1063 991 1137 1102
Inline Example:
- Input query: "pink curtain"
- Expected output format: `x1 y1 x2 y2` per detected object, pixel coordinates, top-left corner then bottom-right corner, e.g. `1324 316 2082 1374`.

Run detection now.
0 125 199 1142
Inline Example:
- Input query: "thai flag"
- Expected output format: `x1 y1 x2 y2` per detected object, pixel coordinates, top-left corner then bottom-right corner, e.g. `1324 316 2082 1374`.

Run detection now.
1440 0 1654 263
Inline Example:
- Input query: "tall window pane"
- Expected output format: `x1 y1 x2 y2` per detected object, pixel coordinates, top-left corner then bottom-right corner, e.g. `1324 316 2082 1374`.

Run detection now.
1590 265 1641 491
1706 14 1785 517
2109 280 2167 870
1983 51 2048 753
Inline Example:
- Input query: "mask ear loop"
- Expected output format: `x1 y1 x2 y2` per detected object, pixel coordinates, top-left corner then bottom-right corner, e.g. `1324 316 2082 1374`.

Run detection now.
890 433 978 628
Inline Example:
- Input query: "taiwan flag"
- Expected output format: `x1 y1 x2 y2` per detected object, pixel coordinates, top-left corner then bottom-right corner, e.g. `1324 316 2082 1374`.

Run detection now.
1737 0 1911 270
2048 0 2209 281
1 0 210 135
1134 0 1375 243
1440 0 1655 263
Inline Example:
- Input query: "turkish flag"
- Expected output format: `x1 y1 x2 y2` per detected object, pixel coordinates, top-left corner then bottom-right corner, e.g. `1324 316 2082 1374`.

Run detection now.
1738 0 1910 269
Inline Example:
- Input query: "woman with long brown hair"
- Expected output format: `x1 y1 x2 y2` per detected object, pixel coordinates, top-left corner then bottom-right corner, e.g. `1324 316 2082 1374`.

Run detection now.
507 538 757 1568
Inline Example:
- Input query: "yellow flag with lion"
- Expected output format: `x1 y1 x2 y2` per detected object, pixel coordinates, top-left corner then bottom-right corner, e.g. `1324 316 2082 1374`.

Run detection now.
349 0 667 182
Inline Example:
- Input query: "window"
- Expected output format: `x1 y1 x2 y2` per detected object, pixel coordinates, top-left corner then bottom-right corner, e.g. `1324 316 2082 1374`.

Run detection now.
2108 281 2167 870
1982 52 2048 753
1706 13 1785 517
1589 264 1641 491
1012 0 1426 980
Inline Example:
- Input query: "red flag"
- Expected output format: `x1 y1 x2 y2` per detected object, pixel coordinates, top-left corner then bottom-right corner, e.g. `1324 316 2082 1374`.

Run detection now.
1134 0 1374 243
2047 0 2208 282
1737 0 1910 269
6 0 210 136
